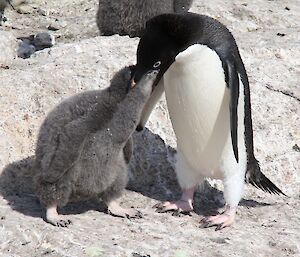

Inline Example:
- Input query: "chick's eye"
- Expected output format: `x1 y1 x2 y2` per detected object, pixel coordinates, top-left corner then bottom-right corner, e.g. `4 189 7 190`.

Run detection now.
153 61 161 68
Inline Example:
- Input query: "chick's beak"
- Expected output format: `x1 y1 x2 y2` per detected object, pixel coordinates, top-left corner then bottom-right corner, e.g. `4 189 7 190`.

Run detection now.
130 79 137 88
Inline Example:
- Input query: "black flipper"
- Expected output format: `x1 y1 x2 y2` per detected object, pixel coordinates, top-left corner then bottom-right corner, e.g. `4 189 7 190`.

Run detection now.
226 60 239 163
245 157 286 196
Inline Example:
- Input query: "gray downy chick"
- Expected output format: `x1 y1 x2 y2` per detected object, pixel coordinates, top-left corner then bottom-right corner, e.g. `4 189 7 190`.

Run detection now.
96 0 193 37
33 66 159 227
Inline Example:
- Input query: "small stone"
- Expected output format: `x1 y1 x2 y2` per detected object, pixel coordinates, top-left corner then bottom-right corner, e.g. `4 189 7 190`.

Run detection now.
17 40 36 59
23 114 29 120
132 253 151 257
292 144 300 152
37 7 48 16
277 33 286 37
210 237 230 244
47 25 59 31
16 5 33 14
33 32 55 51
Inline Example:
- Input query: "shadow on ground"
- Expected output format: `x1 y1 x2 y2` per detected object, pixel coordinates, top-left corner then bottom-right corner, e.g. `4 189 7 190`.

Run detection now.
0 128 271 220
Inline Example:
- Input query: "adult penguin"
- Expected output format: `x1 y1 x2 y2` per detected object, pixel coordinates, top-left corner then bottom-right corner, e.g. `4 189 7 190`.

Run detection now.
133 13 285 230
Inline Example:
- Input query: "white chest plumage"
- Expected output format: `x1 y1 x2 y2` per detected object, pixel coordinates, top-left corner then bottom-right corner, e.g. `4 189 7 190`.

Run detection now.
164 44 246 180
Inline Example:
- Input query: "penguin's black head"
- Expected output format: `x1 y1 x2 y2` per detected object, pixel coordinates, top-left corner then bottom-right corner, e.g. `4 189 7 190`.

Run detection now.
133 14 186 88
133 13 203 89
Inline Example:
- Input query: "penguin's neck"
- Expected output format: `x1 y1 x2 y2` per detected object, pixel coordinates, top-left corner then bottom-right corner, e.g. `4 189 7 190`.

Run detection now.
87 88 127 131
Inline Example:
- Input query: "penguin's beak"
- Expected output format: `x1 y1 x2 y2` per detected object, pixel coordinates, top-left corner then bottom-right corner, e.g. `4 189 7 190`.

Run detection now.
128 65 137 89
132 61 161 91
126 78 136 92
130 79 137 88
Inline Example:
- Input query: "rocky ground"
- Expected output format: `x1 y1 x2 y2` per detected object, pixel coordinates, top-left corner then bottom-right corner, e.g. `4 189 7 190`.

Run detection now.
0 0 299 257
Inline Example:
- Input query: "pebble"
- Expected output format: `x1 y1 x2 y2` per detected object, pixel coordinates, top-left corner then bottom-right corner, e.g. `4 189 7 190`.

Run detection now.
33 32 55 51
17 40 35 59
17 32 55 58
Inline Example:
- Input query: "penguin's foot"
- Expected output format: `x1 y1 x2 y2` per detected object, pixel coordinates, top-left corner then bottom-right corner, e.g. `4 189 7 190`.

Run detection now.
107 201 143 219
153 200 193 216
200 205 236 231
46 205 72 227
153 187 195 216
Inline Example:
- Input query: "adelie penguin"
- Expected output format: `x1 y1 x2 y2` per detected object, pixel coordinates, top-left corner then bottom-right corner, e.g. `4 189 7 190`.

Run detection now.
33 65 159 227
133 13 286 230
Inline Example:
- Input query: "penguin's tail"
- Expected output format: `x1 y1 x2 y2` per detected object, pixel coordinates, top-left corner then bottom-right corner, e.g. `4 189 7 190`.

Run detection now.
245 158 287 196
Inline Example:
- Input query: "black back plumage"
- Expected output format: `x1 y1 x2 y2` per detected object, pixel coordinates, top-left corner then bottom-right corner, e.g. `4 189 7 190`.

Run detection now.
134 12 285 195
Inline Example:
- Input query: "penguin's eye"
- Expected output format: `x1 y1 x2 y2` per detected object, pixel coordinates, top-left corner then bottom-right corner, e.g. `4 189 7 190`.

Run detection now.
153 61 161 68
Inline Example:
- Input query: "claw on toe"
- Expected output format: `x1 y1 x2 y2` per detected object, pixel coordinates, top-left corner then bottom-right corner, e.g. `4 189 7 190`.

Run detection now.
153 200 193 216
46 205 72 227
199 210 236 231
47 217 72 227
124 209 143 219
172 209 192 217
200 217 223 230
108 208 142 219
107 201 143 219
152 202 169 209
55 219 72 227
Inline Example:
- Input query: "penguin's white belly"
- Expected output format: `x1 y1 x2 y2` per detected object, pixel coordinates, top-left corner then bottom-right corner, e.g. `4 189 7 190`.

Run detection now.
164 44 231 179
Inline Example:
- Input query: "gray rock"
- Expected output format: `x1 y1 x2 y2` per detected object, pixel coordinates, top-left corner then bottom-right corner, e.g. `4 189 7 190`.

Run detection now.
17 32 55 59
17 39 35 59
32 32 55 50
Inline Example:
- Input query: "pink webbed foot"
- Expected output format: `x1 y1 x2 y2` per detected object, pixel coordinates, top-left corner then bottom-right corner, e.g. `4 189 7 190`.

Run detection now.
153 187 195 216
200 205 236 231
154 200 193 216
107 201 142 219
46 205 72 227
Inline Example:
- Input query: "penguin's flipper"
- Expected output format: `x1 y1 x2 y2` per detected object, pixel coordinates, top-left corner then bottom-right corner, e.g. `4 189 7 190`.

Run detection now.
40 118 90 183
226 60 239 163
245 158 286 196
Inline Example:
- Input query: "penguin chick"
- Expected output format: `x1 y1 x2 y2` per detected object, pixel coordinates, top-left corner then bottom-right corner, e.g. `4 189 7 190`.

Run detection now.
133 13 285 230
33 66 159 227
96 0 193 37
